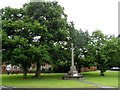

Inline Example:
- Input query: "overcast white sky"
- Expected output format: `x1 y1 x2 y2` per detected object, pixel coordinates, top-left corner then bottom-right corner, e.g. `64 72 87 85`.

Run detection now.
0 0 119 36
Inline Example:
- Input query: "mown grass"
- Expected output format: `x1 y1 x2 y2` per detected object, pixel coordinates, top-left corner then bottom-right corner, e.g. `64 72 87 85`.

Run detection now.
1 71 118 88
82 70 118 87
1 73 95 88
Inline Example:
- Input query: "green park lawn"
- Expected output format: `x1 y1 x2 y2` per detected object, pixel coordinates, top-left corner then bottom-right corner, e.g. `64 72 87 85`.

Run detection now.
1 70 118 88
82 70 118 87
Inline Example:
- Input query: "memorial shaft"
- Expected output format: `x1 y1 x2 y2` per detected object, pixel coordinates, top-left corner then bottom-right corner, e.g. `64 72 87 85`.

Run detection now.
71 43 74 66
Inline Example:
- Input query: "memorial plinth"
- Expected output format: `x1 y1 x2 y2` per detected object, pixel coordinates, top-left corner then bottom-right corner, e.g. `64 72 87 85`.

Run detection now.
63 65 83 80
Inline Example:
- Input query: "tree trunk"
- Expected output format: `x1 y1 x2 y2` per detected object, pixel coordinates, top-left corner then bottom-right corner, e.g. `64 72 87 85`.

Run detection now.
23 66 28 78
35 61 41 78
99 65 106 76
100 67 106 76
100 70 104 76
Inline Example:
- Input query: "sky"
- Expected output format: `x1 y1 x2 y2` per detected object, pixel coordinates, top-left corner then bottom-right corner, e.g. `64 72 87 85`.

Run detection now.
0 0 119 36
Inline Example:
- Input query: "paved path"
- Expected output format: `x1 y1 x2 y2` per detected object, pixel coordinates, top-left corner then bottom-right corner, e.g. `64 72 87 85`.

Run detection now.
0 86 15 90
79 80 115 88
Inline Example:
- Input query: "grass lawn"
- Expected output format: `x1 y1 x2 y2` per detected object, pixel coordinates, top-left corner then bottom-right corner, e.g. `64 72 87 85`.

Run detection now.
1 71 118 88
82 70 118 87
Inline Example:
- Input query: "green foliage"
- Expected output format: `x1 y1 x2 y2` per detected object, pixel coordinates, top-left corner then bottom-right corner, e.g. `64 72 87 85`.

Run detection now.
104 36 120 67
29 45 51 63
2 1 70 77
24 2 69 42
90 30 120 76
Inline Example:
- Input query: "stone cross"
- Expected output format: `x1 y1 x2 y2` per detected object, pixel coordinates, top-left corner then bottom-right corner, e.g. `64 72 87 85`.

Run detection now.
71 43 74 66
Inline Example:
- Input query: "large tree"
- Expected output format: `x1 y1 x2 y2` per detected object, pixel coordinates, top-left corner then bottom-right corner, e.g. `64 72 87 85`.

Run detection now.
2 27 31 78
90 30 120 76
2 1 70 77
91 30 108 76
104 35 120 68
1 6 49 78
23 1 69 75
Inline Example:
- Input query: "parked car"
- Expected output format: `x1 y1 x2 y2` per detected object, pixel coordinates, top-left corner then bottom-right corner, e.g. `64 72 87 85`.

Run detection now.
111 67 120 71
